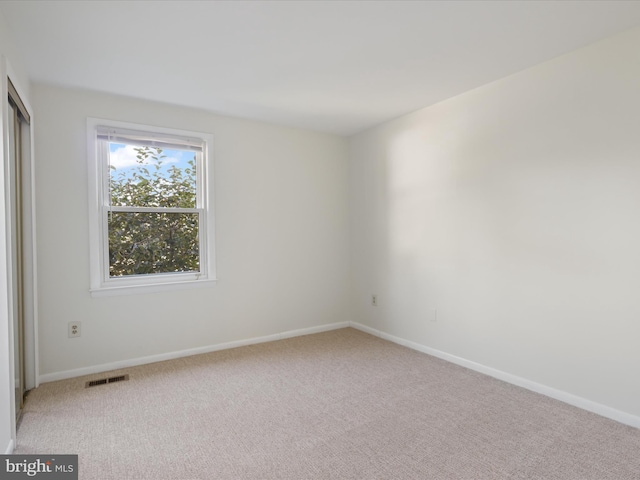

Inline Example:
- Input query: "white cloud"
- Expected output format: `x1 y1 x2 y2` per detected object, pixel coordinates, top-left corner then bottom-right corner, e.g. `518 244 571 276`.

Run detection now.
109 144 143 169
109 144 180 170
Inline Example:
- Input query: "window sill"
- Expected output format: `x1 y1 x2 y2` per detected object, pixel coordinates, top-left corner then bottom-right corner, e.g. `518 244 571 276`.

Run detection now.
90 278 217 297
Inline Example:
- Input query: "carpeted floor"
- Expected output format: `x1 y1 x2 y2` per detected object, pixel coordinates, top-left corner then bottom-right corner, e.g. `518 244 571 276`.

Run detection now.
14 328 640 479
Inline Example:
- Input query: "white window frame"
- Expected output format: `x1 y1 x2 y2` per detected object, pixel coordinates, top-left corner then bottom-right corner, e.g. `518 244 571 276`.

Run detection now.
87 118 216 297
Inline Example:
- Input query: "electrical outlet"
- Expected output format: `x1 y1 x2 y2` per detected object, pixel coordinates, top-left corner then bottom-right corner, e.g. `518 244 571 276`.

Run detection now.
372 294 378 307
68 321 81 338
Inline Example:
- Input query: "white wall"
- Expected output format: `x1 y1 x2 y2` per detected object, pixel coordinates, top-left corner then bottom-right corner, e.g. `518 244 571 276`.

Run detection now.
33 85 350 378
349 27 640 420
0 5 31 454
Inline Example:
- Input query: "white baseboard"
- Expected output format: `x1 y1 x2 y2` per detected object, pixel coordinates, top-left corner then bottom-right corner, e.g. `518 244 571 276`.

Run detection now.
5 438 15 454
349 322 640 429
39 321 349 384
36 320 640 429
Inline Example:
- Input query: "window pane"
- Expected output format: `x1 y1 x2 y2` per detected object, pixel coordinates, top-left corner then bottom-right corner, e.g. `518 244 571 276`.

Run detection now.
109 143 196 208
108 212 200 277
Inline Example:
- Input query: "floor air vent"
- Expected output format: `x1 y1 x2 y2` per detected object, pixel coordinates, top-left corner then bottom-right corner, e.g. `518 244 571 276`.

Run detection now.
85 374 129 388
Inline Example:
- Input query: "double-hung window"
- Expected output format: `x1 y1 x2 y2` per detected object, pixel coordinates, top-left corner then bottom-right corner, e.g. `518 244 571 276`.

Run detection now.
87 118 216 296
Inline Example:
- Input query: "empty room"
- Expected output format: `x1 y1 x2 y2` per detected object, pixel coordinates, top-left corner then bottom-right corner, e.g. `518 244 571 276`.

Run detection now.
1 1 640 479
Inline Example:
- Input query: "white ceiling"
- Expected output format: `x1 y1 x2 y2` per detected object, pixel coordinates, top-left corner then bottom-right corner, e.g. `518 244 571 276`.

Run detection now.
3 0 640 136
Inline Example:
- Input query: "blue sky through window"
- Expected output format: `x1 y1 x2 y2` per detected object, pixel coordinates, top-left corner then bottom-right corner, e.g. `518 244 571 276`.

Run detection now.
108 142 195 180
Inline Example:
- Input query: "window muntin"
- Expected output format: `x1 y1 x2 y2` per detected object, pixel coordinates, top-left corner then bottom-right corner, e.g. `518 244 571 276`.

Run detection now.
88 119 215 295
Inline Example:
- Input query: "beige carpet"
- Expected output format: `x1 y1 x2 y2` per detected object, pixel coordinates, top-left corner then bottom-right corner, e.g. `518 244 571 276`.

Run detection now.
14 328 640 479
